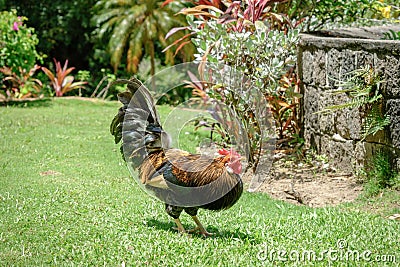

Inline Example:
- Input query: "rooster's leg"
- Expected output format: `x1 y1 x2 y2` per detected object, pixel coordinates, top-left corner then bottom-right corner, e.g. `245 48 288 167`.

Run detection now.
191 216 213 237
174 218 186 234
173 219 198 235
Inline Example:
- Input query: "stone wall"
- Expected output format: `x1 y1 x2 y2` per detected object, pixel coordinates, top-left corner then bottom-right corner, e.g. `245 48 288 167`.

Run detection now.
298 29 400 173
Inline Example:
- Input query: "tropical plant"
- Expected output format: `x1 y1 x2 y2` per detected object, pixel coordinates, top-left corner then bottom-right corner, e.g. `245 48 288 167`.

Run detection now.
92 0 195 82
3 0 98 73
42 58 87 97
0 9 43 76
164 0 386 52
152 1 299 170
282 0 385 31
361 152 400 196
77 70 91 83
0 65 43 99
76 70 92 96
267 71 302 140
163 0 290 54
374 0 400 20
317 66 390 141
383 29 400 40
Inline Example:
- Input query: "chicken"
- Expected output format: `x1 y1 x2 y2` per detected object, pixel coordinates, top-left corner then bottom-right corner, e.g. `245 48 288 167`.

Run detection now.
110 77 243 237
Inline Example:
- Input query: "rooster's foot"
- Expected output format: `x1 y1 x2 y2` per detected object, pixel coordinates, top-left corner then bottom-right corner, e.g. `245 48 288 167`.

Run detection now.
185 227 214 237
191 215 214 237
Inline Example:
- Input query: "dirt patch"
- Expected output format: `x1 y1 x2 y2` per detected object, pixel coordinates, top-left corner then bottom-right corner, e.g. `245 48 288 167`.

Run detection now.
243 160 363 207
197 144 363 207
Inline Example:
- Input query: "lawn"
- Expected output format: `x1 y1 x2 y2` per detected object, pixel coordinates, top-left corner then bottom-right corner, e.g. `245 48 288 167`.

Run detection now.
0 98 399 266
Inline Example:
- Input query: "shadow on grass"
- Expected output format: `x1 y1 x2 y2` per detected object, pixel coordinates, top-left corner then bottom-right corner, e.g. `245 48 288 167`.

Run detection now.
146 218 262 243
0 98 53 108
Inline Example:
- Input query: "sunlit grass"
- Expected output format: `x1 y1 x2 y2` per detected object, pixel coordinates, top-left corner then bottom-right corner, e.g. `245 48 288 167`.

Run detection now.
0 99 398 266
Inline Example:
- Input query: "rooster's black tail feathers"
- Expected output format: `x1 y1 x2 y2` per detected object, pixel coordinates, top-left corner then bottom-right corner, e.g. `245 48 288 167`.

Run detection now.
109 77 165 168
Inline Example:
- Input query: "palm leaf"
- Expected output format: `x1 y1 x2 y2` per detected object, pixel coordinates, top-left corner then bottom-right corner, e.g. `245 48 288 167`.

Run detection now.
93 0 191 73
127 29 144 74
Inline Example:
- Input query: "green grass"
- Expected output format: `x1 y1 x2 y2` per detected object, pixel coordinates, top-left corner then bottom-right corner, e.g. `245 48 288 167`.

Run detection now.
0 98 399 266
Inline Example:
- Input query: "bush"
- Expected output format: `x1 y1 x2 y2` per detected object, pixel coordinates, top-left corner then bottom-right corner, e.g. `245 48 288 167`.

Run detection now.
0 9 44 99
0 65 43 99
362 152 400 196
169 2 302 168
0 9 43 75
164 0 396 169
284 0 385 31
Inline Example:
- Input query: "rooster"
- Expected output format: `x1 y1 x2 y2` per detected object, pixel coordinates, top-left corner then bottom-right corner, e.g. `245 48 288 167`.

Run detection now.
110 78 243 237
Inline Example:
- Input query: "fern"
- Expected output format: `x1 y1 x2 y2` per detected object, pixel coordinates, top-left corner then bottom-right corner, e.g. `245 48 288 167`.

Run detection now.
319 96 369 112
383 30 400 40
361 109 391 141
316 66 390 140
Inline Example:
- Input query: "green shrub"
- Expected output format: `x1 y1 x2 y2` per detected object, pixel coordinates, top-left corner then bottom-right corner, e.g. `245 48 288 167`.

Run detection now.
0 65 43 99
285 0 386 31
0 9 44 99
362 152 400 196
170 2 302 167
383 29 400 40
0 9 43 75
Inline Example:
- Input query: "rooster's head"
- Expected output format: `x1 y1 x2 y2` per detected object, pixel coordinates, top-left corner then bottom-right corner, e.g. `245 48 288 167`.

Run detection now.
218 148 242 174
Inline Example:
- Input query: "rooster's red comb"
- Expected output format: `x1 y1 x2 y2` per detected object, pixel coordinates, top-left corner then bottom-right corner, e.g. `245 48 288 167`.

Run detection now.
218 148 240 156
218 148 229 155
